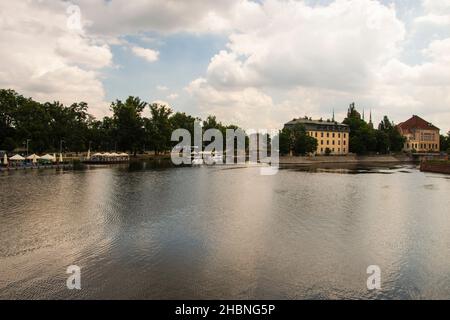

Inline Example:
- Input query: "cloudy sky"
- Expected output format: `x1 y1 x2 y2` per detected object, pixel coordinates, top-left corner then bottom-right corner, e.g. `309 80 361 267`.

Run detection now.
1 0 449 131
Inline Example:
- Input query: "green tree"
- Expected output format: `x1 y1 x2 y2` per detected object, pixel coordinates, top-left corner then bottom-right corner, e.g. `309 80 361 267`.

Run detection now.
279 124 317 156
378 116 405 153
343 103 377 154
46 101 92 152
14 98 52 153
145 103 172 154
111 97 147 155
0 89 19 150
278 128 292 155
167 112 197 148
440 132 450 153
375 130 390 154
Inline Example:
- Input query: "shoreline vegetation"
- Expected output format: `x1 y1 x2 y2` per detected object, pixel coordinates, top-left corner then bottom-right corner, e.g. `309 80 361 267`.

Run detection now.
1 89 449 163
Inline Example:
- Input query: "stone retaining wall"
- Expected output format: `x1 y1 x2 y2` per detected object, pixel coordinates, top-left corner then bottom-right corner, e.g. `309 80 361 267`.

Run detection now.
420 162 450 174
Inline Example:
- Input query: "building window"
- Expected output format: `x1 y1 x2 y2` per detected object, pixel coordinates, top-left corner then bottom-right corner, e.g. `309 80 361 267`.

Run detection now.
344 133 347 138
315 132 318 138
343 148 346 153
343 141 346 146
332 140 335 145
338 148 340 152
321 140 324 145
338 133 341 138
321 132 324 138
338 140 341 145
321 148 323 152
326 133 329 138
327 141 329 145
332 133 335 138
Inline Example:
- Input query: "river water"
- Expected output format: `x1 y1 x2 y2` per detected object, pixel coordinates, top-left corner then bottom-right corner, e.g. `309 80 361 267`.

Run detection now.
1 162 450 299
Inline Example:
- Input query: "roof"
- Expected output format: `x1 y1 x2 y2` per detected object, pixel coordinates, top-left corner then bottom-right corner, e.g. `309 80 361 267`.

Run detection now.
397 115 439 132
285 118 350 132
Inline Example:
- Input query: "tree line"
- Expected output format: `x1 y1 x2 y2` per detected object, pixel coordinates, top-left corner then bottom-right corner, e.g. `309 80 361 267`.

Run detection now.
1 89 448 156
0 89 242 155
343 103 405 155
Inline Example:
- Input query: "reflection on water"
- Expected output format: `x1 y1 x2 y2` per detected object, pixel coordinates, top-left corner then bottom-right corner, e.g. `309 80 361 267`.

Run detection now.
1 162 450 299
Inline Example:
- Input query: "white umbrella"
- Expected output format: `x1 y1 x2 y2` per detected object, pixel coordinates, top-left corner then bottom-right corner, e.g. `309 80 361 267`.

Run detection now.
59 153 63 163
26 154 40 160
10 154 25 161
92 153 103 157
110 152 119 157
119 153 129 157
40 154 55 161
3 154 8 165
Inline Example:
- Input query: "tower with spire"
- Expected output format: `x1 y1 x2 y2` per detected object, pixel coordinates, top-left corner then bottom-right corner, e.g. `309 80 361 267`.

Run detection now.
368 109 374 129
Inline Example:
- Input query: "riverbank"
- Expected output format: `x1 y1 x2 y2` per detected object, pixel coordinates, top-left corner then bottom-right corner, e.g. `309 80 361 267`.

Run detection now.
0 164 73 171
420 161 450 174
279 154 414 165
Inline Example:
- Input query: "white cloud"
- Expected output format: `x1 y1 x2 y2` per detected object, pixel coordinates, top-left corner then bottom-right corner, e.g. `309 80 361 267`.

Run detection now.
0 1 112 117
186 78 277 128
74 0 241 36
415 0 450 26
183 0 450 131
207 0 404 90
131 46 159 62
422 0 450 14
375 37 450 127
156 85 169 91
415 14 450 26
187 0 412 129
167 93 179 100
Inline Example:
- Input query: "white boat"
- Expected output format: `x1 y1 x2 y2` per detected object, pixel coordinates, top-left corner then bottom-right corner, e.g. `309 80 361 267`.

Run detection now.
211 154 224 164
190 150 222 166
192 158 204 166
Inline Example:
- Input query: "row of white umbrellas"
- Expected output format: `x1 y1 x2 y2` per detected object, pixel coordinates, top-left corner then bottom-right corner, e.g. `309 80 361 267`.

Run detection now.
91 152 129 157
2 151 130 165
2 153 63 165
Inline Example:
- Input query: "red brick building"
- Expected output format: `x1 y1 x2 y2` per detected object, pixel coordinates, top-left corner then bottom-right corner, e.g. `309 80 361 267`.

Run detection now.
397 115 440 153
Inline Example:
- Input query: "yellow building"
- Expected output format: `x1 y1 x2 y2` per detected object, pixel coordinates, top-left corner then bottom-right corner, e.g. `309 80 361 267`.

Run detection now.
397 115 440 153
284 118 350 155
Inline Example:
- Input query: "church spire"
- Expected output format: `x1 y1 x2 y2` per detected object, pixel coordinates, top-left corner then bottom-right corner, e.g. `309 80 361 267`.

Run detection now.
332 108 335 122
368 109 374 129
